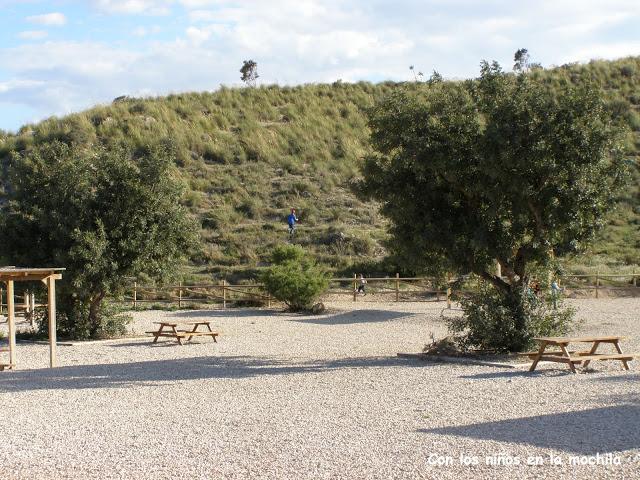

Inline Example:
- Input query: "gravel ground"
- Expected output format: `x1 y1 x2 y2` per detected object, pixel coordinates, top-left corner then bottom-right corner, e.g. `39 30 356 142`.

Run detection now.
1 298 639 479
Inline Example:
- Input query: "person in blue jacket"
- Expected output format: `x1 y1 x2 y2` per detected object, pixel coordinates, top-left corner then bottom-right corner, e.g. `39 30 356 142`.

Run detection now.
287 208 299 237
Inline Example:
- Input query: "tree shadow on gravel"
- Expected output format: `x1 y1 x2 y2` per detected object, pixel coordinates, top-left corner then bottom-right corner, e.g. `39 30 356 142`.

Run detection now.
459 370 570 380
419 405 640 455
158 308 417 325
173 309 278 318
591 374 640 406
292 310 415 325
0 354 431 393
461 368 640 381
591 372 640 384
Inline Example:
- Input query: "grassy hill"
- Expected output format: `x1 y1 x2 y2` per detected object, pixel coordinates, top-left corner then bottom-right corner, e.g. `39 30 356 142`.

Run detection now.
1 57 639 281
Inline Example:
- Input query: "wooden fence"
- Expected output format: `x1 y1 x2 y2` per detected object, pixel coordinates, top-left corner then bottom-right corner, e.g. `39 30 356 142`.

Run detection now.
557 272 639 299
125 281 272 309
2 272 638 316
120 274 450 309
121 271 640 309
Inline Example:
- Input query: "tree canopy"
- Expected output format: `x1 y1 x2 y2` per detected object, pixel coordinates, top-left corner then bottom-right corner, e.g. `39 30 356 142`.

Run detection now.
358 60 628 293
0 140 199 338
240 60 259 87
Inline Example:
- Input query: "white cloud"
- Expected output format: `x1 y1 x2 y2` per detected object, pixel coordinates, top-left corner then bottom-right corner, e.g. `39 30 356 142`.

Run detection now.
187 9 218 22
185 26 211 45
132 25 162 36
179 0 225 7
4 41 140 77
26 12 66 26
18 30 49 40
0 79 46 95
93 0 172 15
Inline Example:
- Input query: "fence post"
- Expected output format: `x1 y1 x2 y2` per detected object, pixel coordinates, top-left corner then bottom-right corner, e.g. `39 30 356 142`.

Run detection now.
395 273 400 302
133 281 137 309
0 287 3 314
595 271 599 299
633 269 637 288
353 274 357 302
267 293 271 308
30 292 36 328
222 279 227 309
178 281 183 309
446 273 452 309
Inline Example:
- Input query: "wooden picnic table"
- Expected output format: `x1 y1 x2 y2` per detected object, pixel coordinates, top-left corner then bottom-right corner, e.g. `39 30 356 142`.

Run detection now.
528 336 635 373
147 321 219 345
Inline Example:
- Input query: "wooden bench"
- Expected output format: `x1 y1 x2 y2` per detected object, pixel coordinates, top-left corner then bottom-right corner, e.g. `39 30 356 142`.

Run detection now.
528 336 635 373
147 321 219 345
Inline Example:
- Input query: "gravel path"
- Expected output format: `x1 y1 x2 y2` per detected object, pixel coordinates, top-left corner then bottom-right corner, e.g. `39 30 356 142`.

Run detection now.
1 299 639 479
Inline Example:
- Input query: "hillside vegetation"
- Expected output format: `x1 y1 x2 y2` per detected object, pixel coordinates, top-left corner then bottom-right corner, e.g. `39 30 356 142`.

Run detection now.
1 57 639 281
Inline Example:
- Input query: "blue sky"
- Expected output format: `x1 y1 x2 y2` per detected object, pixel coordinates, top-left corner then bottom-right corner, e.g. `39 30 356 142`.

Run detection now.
1 0 639 132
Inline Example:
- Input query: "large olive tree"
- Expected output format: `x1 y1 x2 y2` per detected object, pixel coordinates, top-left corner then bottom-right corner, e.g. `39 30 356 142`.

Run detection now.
358 61 627 351
1 140 199 338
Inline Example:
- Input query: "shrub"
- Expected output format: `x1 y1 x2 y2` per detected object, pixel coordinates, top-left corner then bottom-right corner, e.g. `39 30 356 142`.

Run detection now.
260 245 329 311
447 283 575 353
35 302 131 340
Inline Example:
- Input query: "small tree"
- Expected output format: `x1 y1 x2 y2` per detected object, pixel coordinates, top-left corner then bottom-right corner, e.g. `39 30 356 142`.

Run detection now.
427 70 443 85
358 60 627 351
513 48 542 73
240 60 259 87
260 245 329 311
0 140 199 338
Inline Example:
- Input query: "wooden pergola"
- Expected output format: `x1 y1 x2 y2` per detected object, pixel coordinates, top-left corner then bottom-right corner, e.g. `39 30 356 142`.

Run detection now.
0 267 65 370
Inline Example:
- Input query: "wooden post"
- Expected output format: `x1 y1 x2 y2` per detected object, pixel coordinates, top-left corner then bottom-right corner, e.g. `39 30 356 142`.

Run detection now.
633 269 637 288
267 294 271 308
178 281 183 309
29 291 36 328
47 276 57 368
0 286 3 314
595 271 599 299
24 291 30 315
395 273 400 302
436 278 440 302
446 273 452 309
353 274 357 302
7 280 15 368
133 281 137 309
222 279 226 309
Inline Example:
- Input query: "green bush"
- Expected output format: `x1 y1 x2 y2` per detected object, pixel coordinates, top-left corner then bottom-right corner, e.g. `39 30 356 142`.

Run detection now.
35 302 131 340
260 245 329 311
447 284 575 353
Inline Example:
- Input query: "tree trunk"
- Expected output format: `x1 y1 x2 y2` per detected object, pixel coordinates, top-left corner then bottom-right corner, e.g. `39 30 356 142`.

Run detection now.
88 291 106 336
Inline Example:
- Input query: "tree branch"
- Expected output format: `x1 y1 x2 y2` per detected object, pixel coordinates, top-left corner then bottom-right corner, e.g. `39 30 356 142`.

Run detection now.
527 198 544 238
478 270 510 292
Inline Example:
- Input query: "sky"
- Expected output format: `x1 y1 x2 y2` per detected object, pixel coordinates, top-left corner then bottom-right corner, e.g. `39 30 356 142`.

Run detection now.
0 0 639 132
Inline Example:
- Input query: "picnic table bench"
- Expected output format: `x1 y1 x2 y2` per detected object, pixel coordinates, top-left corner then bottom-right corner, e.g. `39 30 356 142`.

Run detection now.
147 321 219 345
527 336 635 373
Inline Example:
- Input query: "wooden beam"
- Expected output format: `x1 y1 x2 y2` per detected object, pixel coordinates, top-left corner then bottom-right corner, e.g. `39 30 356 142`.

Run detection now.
37 273 63 284
7 280 16 368
47 276 57 368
